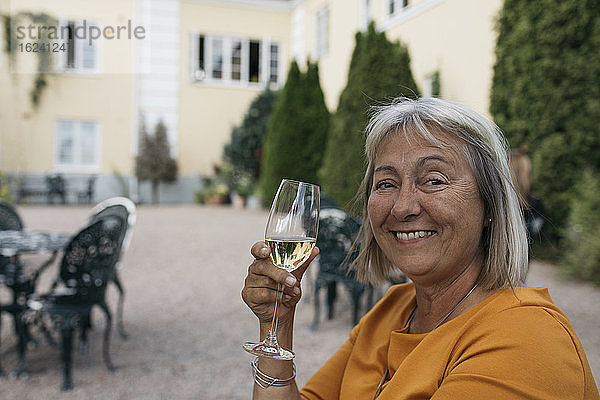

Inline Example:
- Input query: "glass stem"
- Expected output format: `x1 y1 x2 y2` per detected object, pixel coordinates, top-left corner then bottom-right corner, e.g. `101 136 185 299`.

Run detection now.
266 282 283 346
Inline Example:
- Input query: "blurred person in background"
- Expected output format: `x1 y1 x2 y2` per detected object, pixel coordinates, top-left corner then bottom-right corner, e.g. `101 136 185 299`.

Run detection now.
509 144 546 246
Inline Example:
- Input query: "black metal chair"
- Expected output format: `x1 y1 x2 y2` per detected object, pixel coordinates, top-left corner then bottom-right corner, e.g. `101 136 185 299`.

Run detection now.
0 200 23 232
24 215 125 390
88 197 136 339
0 200 25 286
46 174 66 205
312 200 366 330
0 200 30 377
77 176 96 205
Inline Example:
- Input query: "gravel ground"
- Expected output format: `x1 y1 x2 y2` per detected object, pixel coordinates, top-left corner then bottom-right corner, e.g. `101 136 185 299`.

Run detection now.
1 204 598 399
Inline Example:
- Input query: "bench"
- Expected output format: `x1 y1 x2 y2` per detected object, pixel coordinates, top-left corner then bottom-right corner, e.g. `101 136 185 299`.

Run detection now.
17 175 66 204
18 175 48 203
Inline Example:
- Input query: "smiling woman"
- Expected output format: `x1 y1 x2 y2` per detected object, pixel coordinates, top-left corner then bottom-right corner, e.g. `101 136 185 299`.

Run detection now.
241 97 600 400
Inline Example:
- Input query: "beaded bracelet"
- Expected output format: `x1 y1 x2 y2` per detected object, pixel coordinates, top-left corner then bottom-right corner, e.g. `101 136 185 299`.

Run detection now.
251 357 296 389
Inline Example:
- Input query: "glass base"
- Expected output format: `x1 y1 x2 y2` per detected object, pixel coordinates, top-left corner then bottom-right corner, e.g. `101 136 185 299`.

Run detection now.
243 341 295 360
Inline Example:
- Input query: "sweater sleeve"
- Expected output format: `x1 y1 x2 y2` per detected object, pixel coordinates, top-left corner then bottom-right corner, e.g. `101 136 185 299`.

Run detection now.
431 307 599 400
299 323 360 400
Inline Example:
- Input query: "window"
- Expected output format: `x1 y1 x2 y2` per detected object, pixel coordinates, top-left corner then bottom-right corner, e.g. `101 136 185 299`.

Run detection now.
269 44 279 83
79 122 97 164
316 6 329 59
59 20 99 73
57 121 75 164
249 40 260 83
55 120 100 172
388 0 409 16
211 37 223 79
198 35 205 72
193 34 280 86
231 39 242 81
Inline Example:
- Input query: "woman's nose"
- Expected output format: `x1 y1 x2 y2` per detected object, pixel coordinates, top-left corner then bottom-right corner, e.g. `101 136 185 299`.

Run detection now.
390 185 421 220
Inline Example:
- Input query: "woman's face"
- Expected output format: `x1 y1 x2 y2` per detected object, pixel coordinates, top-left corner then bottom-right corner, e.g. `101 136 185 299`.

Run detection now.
367 129 486 287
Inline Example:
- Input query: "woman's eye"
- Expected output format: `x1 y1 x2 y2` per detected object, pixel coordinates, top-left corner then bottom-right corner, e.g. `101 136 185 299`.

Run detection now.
423 175 447 186
375 181 395 190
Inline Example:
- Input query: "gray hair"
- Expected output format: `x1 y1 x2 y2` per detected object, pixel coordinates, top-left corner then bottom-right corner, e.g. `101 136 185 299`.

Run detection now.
353 97 528 290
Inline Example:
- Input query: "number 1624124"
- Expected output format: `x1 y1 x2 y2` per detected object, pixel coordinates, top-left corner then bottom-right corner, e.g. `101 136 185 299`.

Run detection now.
19 42 66 52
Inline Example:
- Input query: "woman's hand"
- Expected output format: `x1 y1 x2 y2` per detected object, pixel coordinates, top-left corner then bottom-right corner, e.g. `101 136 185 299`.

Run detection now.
242 241 319 326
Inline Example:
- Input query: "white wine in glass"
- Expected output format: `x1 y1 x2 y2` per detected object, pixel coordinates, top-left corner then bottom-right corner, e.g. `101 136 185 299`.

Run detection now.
265 238 316 272
243 179 320 360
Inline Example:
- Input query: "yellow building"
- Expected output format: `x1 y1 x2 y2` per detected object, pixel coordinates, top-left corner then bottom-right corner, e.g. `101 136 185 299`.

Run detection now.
0 0 502 203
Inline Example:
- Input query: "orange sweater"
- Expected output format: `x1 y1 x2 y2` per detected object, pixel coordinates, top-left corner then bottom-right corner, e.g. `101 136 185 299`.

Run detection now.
300 283 599 399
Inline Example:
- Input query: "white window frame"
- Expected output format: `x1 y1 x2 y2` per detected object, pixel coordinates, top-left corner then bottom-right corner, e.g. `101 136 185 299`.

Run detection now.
55 119 101 173
191 33 281 88
316 6 329 59
55 19 101 74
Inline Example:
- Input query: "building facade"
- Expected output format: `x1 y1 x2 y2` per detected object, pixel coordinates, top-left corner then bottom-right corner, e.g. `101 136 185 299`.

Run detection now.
0 0 502 203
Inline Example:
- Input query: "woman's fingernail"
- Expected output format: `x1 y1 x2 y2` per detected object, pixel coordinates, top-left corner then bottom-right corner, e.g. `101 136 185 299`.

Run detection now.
285 276 296 286
293 287 301 296
260 247 269 257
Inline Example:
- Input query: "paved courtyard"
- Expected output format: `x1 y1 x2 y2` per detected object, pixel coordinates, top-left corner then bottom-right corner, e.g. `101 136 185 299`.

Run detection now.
1 204 599 399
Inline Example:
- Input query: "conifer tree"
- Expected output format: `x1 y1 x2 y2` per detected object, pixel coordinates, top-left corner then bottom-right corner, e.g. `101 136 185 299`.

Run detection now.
224 88 278 180
258 60 330 205
561 169 600 285
490 0 600 241
135 120 178 203
319 22 419 209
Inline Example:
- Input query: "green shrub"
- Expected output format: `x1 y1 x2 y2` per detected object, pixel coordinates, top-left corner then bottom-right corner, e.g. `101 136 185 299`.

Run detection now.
561 169 600 285
258 60 330 206
135 120 178 204
0 171 13 204
195 165 231 205
224 88 278 180
490 0 600 244
430 70 440 97
223 88 278 202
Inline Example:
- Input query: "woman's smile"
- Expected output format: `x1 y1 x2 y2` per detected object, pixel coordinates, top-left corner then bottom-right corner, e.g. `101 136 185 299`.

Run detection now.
391 230 437 241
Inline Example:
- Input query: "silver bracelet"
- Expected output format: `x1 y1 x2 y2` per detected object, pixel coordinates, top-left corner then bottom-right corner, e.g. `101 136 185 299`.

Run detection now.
251 357 296 389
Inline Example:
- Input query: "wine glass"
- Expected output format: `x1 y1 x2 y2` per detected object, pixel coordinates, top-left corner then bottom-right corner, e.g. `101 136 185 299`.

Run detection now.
243 179 320 360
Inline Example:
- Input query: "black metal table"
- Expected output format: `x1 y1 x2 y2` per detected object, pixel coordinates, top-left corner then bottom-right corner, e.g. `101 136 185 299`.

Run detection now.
0 229 71 376
0 230 71 257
